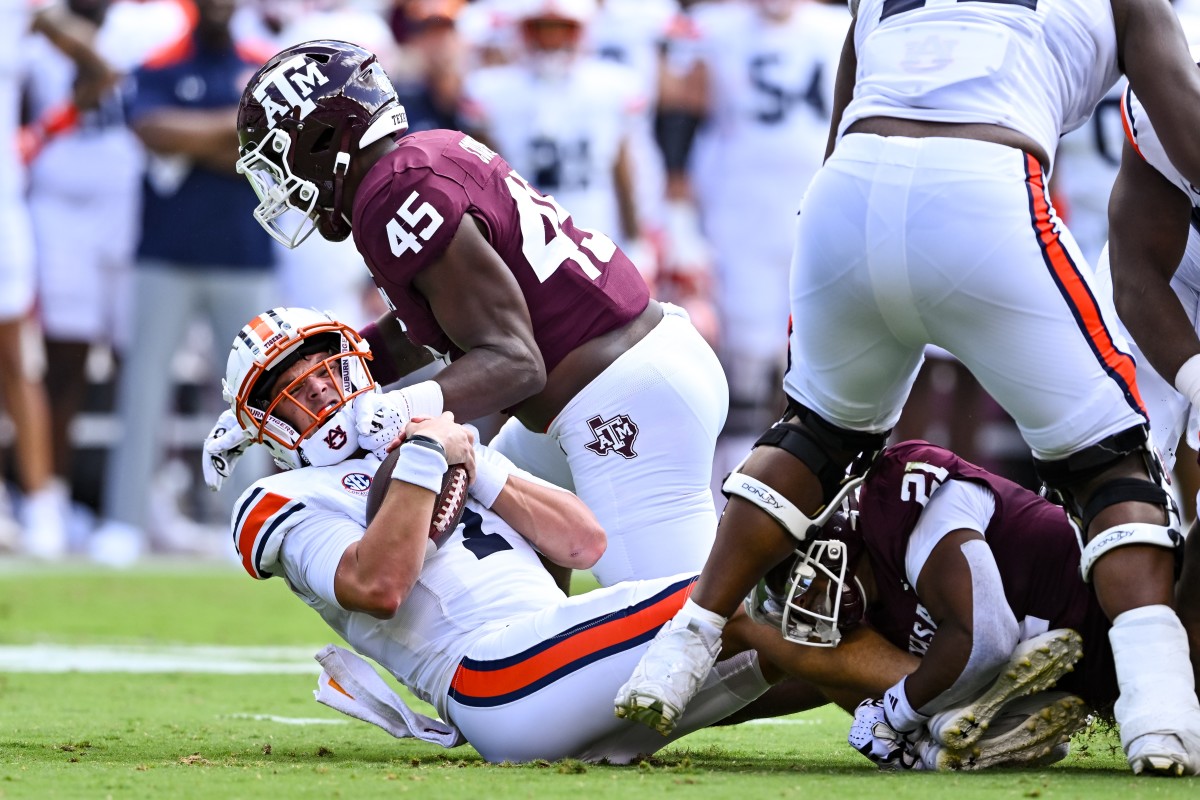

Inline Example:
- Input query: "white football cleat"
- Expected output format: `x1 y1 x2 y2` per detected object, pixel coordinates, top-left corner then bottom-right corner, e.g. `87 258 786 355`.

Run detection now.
929 628 1084 750
1127 732 1200 777
614 621 721 736
918 691 1088 771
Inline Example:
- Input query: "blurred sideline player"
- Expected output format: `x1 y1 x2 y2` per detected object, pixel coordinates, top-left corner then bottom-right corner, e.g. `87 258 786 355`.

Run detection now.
21 0 196 552
617 0 1200 776
661 0 849 439
461 0 649 257
207 39 728 590
1 0 117 557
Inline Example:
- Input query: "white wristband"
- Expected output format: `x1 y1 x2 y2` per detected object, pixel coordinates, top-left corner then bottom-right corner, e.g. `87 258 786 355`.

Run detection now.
882 677 929 734
1175 354 1200 410
398 380 444 420
470 453 508 509
390 441 448 494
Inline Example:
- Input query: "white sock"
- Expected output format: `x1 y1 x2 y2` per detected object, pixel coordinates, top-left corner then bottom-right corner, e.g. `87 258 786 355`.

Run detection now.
671 598 726 647
1110 604 1200 749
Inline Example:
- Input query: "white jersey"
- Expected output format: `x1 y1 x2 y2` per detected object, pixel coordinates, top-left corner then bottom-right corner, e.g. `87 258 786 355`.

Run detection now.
1123 57 1200 211
1090 43 1200 465
842 0 1121 170
1053 11 1200 265
232 453 564 721
682 0 849 204
462 57 645 239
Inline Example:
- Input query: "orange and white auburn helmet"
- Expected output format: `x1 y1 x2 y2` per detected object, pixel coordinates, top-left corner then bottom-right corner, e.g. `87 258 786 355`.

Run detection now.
224 307 378 470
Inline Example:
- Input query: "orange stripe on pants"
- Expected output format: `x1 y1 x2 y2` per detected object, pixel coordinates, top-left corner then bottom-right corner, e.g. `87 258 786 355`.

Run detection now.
1026 154 1145 415
449 581 694 700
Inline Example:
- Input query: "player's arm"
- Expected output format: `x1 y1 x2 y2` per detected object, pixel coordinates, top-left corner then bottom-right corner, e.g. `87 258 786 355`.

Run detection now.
613 139 641 243
824 18 858 161
491 473 605 570
31 5 116 106
875 480 1019 734
132 106 242 173
1114 0 1200 186
334 414 474 618
726 611 919 700
1108 138 1195 388
467 444 605 569
904 528 1015 710
412 216 547 421
358 313 437 386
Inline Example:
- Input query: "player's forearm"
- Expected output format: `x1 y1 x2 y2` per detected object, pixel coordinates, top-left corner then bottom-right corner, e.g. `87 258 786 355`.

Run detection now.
436 345 545 422
491 475 605 570
338 484 433 618
732 618 917 696
133 108 241 170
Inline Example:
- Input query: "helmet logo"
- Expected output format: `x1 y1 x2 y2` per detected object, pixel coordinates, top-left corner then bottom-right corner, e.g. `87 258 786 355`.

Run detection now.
254 55 331 128
323 425 349 451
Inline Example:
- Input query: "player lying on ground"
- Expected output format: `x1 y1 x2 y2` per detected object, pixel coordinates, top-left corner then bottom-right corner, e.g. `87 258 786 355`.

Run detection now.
216 305 923 763
756 441 1195 770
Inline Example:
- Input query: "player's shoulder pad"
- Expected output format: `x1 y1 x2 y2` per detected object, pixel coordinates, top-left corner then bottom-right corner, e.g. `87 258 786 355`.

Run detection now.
230 460 376 580
231 475 308 580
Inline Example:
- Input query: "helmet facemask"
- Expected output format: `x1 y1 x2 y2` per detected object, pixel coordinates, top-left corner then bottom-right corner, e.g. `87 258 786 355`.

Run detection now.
237 128 323 249
225 309 379 470
781 538 866 647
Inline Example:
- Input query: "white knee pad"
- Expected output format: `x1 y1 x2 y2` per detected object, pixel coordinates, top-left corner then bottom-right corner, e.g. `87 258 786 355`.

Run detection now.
722 470 863 543
1079 523 1184 583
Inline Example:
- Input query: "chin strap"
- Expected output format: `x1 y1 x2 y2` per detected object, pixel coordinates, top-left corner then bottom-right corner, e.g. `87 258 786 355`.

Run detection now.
319 126 355 242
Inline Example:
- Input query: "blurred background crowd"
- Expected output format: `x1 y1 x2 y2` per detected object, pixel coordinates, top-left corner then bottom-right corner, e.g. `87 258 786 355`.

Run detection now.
2 0 1197 566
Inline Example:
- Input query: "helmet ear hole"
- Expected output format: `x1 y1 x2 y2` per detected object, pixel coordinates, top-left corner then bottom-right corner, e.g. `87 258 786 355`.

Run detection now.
311 125 337 154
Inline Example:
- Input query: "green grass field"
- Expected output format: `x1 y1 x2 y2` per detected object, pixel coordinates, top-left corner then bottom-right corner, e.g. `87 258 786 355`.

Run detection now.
0 562 1194 799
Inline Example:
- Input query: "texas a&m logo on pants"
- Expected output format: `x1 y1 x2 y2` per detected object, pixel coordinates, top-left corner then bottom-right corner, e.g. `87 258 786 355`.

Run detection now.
584 414 639 459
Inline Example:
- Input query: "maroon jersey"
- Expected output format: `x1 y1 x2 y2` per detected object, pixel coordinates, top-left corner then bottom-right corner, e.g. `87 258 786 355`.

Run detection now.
352 130 650 372
859 441 1116 711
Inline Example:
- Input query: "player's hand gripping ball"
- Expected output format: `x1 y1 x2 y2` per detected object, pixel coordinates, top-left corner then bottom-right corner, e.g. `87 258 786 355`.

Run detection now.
365 445 469 549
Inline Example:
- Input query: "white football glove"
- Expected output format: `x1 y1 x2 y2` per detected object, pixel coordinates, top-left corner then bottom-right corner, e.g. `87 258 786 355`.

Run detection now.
355 392 409 458
202 409 252 492
355 380 446 458
848 699 921 771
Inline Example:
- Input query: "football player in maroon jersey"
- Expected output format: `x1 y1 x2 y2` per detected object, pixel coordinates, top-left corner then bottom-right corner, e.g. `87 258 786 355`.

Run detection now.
208 39 730 592
760 440 1171 770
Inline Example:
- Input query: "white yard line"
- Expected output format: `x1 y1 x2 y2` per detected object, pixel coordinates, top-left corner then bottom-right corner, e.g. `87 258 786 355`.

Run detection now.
0 643 323 673
226 714 348 725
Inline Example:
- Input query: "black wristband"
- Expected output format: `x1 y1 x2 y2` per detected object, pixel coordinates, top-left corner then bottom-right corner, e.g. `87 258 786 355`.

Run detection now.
404 434 447 460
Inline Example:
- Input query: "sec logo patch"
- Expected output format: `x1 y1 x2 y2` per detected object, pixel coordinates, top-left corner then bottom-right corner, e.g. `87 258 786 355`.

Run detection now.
342 472 372 494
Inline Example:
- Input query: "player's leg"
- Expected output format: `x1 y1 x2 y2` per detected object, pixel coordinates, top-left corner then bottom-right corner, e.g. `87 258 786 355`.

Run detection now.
549 304 728 585
616 141 923 733
0 196 61 557
937 153 1200 776
445 574 771 763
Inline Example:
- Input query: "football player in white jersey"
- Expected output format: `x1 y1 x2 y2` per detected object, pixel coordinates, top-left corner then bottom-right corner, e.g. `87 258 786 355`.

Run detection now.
617 0 1200 776
461 0 647 250
1102 54 1200 696
664 0 850 431
219 305 780 762
221 306 938 761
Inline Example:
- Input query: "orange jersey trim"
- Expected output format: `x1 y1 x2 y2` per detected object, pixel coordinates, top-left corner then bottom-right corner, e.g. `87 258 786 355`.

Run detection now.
237 490 289 578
